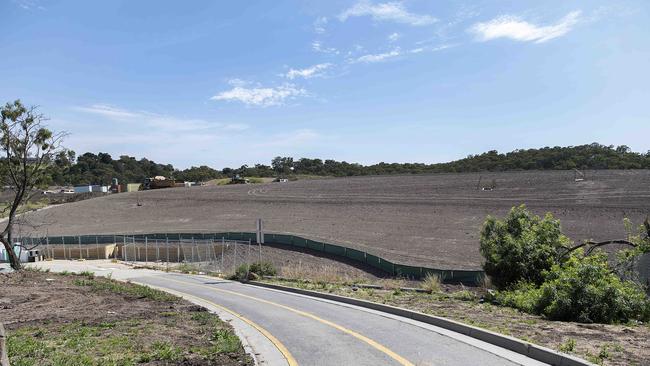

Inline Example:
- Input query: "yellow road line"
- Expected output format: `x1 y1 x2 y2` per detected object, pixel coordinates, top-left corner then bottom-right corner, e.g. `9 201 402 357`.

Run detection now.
165 276 414 366
137 281 298 366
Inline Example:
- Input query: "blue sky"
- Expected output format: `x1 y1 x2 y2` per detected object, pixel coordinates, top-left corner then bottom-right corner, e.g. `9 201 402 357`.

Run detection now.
1 1 649 169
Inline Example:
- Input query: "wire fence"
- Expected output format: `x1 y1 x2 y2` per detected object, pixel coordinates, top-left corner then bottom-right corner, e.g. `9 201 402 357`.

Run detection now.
8 235 262 275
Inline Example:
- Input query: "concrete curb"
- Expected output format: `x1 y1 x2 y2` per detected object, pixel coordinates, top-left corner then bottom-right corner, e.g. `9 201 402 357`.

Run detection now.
248 281 594 366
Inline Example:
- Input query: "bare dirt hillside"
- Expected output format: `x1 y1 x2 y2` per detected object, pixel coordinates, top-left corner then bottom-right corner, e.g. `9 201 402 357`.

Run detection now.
14 170 650 270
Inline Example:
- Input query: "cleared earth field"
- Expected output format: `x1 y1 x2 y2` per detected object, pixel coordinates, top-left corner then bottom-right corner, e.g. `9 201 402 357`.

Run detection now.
16 170 650 270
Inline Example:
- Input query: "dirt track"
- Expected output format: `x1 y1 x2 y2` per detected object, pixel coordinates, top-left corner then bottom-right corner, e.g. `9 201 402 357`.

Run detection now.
14 170 650 270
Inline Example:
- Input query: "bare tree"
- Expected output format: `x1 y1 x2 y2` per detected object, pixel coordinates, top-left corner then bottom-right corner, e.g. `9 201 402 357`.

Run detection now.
1 100 65 270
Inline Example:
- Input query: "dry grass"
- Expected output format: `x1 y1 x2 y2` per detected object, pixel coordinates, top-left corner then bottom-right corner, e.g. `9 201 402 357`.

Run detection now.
420 273 442 293
280 263 365 284
378 278 407 290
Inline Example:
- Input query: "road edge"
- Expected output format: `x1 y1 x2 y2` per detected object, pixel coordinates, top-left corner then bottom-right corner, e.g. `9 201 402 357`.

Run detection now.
248 281 594 366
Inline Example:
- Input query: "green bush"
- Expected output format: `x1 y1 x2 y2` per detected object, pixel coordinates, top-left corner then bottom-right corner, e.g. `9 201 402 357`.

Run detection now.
249 261 277 277
480 205 571 288
535 251 650 323
230 262 277 281
493 251 650 323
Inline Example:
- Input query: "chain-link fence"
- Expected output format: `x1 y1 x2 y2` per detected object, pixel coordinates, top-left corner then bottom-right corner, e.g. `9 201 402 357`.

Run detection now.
9 235 263 275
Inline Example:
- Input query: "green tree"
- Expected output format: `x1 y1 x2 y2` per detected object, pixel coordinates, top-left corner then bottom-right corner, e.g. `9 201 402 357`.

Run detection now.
1 100 65 270
479 205 572 288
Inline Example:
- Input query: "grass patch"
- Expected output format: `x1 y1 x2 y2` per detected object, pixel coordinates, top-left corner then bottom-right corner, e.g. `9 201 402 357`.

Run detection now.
72 277 179 302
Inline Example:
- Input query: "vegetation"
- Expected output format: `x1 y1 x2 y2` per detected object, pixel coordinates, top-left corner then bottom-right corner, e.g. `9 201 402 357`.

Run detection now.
420 273 442 293
1 100 65 270
230 261 277 281
72 276 179 302
480 205 571 288
42 142 650 186
481 206 650 324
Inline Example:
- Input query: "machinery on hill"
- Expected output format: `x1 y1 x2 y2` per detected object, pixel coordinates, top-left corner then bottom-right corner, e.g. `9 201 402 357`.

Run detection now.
229 174 250 184
143 176 184 190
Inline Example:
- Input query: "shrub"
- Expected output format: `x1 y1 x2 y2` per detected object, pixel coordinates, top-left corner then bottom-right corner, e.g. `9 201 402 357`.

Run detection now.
229 262 277 281
480 205 571 288
249 261 277 277
535 251 650 323
494 251 650 323
492 282 542 314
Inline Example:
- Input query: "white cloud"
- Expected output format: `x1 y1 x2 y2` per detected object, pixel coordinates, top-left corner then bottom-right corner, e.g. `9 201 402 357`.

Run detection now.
351 49 401 63
313 17 328 34
74 105 141 119
311 41 339 54
339 1 437 26
12 0 45 10
285 63 332 80
74 104 248 132
387 32 400 42
469 11 582 43
211 80 307 107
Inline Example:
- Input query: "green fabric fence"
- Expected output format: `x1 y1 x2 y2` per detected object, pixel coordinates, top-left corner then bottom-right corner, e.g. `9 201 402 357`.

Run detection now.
23 232 485 284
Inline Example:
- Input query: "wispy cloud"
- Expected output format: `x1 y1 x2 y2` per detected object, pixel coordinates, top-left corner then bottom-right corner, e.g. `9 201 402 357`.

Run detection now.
469 11 582 44
351 49 401 63
12 0 45 10
387 32 400 42
211 80 307 107
74 104 248 132
313 17 328 34
312 41 339 54
284 63 332 80
339 1 437 26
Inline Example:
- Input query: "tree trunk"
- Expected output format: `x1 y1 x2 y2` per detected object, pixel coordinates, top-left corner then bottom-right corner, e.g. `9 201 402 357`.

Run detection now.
0 239 21 271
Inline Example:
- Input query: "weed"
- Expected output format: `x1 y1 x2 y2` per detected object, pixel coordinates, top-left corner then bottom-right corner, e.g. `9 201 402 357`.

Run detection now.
73 277 178 302
451 290 476 301
558 338 576 353
211 329 242 354
420 273 442 293
78 270 95 278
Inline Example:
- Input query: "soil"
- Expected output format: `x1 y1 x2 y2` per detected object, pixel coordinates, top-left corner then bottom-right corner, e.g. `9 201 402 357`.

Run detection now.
12 170 650 270
0 270 253 365
267 279 650 366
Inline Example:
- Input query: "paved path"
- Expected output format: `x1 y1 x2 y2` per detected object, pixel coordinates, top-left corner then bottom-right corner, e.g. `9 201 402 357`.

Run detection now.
27 260 548 366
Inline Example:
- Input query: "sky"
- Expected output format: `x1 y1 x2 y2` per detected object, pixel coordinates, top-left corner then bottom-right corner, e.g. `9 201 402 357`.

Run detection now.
1 0 649 169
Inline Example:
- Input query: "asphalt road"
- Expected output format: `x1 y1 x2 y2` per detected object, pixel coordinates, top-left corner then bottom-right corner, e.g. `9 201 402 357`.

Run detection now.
21 260 550 366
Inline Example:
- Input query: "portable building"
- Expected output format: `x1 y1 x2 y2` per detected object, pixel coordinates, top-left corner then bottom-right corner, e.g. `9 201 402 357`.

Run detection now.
126 183 141 192
74 185 92 193
91 185 109 193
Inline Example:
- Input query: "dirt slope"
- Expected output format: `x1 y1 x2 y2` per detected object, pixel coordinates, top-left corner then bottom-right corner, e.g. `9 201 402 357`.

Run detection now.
14 170 650 270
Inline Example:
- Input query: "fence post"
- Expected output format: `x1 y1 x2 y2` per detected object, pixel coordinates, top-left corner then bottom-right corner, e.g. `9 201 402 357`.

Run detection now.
62 236 66 260
78 236 82 260
123 236 127 261
247 239 251 278
221 238 225 272
46 236 50 259
156 239 159 262
95 236 99 260
233 241 237 272
166 238 169 262
145 237 148 263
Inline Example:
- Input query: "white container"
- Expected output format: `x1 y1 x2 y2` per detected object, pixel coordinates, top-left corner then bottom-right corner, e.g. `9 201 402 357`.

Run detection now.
74 185 92 193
